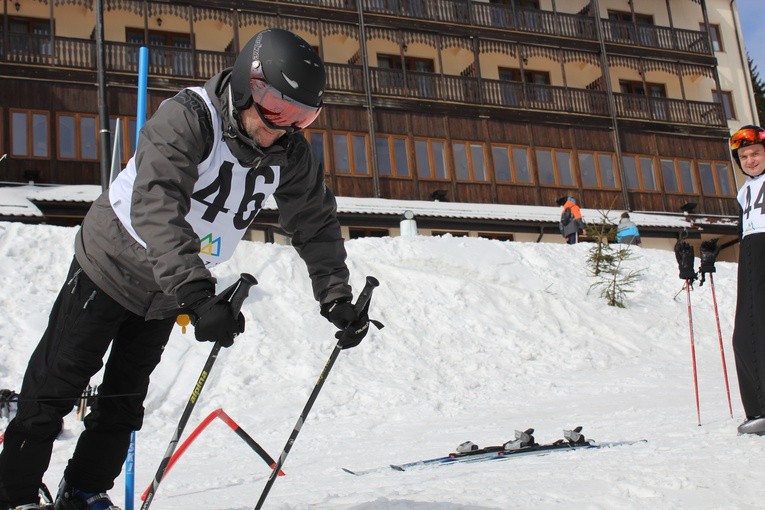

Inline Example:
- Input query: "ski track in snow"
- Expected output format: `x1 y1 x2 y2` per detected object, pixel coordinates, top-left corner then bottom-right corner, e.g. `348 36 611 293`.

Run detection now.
0 222 763 509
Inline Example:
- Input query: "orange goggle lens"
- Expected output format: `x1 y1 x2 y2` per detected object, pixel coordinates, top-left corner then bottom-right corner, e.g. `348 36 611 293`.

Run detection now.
730 128 765 151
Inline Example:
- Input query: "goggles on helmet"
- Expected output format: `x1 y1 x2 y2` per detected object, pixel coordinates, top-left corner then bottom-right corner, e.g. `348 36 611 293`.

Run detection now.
249 62 322 132
730 127 765 151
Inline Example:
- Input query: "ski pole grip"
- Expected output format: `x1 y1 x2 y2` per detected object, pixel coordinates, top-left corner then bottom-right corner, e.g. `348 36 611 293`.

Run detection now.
228 273 258 315
353 276 379 313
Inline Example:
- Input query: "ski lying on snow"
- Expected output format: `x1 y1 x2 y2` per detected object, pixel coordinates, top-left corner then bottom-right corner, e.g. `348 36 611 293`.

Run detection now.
342 427 646 476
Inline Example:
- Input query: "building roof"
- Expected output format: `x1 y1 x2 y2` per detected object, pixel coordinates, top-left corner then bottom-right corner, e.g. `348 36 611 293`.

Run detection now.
0 184 737 233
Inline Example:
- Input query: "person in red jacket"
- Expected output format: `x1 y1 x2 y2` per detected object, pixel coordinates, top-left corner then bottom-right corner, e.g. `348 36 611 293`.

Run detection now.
557 196 586 245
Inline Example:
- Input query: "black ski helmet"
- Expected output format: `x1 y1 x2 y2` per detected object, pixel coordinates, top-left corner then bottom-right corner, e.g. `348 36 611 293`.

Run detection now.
230 29 325 111
730 124 765 171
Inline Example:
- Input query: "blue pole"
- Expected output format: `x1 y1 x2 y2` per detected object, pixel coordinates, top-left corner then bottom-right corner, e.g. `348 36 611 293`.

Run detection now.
125 45 149 510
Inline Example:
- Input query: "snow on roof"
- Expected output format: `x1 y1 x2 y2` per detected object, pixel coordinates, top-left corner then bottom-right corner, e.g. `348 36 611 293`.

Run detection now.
0 184 720 229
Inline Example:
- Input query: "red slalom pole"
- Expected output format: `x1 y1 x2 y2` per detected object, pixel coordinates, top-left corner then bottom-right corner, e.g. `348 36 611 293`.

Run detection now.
709 274 733 418
685 279 702 426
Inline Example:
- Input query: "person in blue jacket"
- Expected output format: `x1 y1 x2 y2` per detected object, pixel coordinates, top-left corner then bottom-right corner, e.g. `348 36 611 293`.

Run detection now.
616 212 641 246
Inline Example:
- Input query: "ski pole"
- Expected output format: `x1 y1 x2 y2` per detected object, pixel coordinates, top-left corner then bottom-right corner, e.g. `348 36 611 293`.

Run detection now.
141 273 257 510
709 273 733 418
684 279 702 426
254 276 380 510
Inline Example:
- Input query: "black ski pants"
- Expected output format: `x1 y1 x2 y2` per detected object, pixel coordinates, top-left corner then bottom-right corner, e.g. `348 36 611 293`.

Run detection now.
0 258 174 505
732 234 765 419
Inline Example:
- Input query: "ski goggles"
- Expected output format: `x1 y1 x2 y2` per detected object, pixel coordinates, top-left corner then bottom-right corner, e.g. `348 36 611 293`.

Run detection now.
730 127 765 151
250 63 322 132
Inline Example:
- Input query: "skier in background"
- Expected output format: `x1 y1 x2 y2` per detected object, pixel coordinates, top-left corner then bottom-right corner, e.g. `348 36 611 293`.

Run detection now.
729 124 765 436
557 196 586 245
0 29 372 510
616 212 641 246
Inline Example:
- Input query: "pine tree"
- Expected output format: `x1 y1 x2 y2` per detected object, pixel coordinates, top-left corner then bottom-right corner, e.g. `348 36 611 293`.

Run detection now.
586 210 644 308
749 54 765 125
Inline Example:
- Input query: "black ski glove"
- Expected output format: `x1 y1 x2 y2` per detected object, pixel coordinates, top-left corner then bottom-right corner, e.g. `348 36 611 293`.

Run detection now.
699 239 720 274
674 241 697 281
321 298 370 349
177 281 245 348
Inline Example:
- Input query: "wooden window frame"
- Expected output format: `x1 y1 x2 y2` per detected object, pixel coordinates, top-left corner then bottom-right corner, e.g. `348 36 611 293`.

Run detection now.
577 151 619 189
349 227 389 239
375 134 411 178
414 138 449 181
535 147 574 187
698 159 735 197
304 129 328 174
660 157 697 194
56 112 98 161
491 144 534 185
621 154 659 192
10 109 49 159
452 140 489 182
332 131 370 176
109 116 138 165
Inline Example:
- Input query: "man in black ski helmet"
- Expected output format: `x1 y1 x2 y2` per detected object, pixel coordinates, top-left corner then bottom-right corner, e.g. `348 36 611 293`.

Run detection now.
0 28 371 510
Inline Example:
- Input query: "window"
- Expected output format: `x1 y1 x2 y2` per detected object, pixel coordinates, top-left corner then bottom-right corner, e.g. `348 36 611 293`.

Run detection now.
304 129 327 172
415 138 448 180
661 158 696 193
536 148 573 186
9 17 52 57
578 151 618 189
333 132 369 175
349 227 389 239
622 155 658 191
712 90 736 120
109 116 138 164
491 145 533 184
11 109 49 158
698 160 735 196
126 28 192 75
452 141 488 182
375 135 410 177
57 113 98 161
700 23 723 52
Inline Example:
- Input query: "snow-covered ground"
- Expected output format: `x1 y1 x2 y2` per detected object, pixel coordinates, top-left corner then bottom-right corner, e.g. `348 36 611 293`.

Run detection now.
1 221 763 510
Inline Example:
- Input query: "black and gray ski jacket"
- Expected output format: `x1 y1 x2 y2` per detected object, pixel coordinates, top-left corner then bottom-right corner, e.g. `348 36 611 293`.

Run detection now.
75 69 351 320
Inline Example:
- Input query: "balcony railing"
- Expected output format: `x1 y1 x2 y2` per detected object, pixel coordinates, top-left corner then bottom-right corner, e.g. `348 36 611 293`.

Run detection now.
614 93 725 126
280 0 711 55
0 33 727 128
602 20 711 54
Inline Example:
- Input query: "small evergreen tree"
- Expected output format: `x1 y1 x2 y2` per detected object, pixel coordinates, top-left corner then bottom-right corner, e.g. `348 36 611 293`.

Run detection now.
586 210 644 308
749 54 765 125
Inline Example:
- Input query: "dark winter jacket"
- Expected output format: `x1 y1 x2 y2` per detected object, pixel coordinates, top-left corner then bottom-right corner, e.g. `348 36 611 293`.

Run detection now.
559 199 584 238
75 69 351 320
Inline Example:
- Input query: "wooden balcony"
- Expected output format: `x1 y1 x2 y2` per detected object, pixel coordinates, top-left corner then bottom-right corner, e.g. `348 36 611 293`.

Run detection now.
0 31 726 128
278 0 712 56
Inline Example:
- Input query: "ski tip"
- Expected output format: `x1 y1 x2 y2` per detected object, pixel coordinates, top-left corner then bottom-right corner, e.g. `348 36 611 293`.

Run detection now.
342 468 359 475
390 464 405 471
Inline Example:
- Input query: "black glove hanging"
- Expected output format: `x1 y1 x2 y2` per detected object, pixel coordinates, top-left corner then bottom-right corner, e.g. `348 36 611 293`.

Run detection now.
177 281 245 348
699 239 720 274
674 241 697 282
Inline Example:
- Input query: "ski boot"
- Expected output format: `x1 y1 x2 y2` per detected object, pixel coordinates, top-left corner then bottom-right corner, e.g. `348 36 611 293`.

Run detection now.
54 481 120 510
737 416 765 436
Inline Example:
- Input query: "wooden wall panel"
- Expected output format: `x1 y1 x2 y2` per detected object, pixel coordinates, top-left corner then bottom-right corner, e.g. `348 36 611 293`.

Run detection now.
328 106 369 131
573 127 615 152
379 178 418 200
454 183 493 203
655 134 695 158
333 175 375 197
486 120 532 145
531 124 572 149
621 131 657 155
448 116 484 141
496 185 539 205
375 110 407 134
409 114 447 138
627 192 666 211
694 137 731 160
